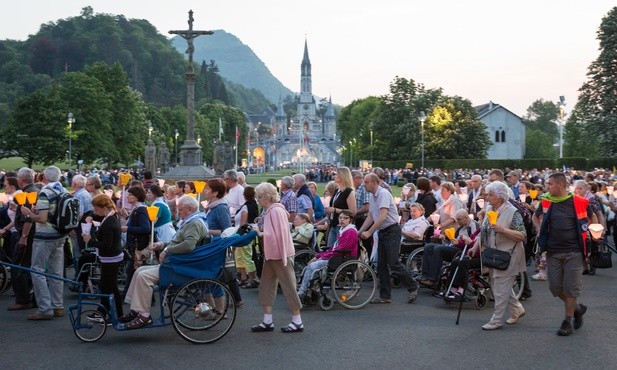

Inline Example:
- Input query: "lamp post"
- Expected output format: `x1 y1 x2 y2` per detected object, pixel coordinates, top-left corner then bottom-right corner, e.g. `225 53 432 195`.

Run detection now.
418 111 426 169
67 112 75 170
349 140 352 167
370 128 374 166
174 129 179 166
557 96 566 159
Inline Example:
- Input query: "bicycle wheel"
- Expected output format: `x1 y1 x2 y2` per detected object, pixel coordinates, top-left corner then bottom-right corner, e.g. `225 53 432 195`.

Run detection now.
293 250 316 283
0 264 10 293
170 278 236 344
406 248 424 280
332 260 377 309
73 309 107 342
511 271 525 300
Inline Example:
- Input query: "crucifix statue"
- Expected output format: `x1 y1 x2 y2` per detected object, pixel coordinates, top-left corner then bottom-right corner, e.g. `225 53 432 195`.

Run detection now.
169 10 213 166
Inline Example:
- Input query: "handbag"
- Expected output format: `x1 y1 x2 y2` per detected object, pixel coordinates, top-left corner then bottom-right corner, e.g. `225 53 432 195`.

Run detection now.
589 243 613 269
481 247 511 270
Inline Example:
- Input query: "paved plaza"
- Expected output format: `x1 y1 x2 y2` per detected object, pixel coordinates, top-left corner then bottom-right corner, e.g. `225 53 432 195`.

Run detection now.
3 258 617 369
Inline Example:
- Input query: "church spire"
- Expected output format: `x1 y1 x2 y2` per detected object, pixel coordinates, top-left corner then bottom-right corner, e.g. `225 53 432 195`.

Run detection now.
300 38 312 103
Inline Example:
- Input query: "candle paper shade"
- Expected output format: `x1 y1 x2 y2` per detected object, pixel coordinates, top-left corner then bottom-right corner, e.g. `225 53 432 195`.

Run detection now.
13 192 27 205
194 181 206 193
486 210 498 225
444 228 456 240
27 191 37 205
147 206 160 222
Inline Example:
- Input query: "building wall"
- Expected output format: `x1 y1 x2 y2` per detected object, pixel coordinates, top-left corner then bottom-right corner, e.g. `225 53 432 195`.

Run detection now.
480 107 525 159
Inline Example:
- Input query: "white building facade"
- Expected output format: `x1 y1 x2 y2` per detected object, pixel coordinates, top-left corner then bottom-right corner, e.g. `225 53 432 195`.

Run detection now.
475 102 525 160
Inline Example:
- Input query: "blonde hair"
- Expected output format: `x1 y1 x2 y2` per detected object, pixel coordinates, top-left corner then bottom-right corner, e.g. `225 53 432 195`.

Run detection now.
92 194 116 210
337 166 354 190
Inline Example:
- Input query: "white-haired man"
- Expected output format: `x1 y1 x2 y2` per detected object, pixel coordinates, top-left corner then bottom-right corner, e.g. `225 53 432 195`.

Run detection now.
20 166 68 320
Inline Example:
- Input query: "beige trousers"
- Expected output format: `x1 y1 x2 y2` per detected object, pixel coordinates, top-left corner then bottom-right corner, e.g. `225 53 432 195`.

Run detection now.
490 274 524 325
124 265 159 314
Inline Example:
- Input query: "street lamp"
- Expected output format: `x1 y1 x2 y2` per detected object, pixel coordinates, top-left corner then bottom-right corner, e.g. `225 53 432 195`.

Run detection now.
349 140 352 167
197 134 201 145
418 111 427 169
370 127 374 165
557 96 566 158
174 129 179 166
67 112 75 170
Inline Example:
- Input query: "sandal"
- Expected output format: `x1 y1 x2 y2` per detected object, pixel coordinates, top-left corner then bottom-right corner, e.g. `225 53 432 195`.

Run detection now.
118 310 139 323
251 322 274 332
370 298 391 304
124 314 152 330
281 322 304 333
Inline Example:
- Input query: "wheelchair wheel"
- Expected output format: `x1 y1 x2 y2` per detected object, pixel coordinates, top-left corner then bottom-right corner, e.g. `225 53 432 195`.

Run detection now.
475 293 488 310
318 294 335 311
332 260 377 309
294 250 316 283
73 309 107 342
0 264 10 294
405 248 423 280
511 271 525 300
170 278 236 344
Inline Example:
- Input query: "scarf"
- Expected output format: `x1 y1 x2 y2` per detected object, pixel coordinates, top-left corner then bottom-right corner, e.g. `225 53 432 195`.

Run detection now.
541 192 573 204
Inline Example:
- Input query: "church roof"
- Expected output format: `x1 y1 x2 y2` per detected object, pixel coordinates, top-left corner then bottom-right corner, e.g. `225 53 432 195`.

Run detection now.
475 101 521 120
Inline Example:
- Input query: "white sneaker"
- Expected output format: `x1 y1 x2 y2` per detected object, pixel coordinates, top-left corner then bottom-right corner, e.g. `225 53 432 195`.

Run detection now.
532 272 547 281
506 309 526 325
482 321 503 330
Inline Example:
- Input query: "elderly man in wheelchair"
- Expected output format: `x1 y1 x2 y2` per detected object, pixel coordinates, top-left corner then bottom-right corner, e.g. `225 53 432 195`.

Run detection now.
297 210 358 301
119 195 210 329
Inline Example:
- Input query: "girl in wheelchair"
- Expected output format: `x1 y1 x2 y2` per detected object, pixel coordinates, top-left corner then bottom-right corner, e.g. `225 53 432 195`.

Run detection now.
297 210 358 300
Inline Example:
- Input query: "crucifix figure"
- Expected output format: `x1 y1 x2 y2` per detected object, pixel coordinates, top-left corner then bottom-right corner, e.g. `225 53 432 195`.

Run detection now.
168 10 213 166
169 10 213 73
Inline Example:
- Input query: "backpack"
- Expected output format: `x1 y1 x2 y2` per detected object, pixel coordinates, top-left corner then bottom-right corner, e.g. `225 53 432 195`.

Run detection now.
48 189 80 234
508 198 535 245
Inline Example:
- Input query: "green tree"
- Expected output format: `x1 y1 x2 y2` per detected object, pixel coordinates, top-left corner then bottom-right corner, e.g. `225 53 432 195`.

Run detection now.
199 103 247 165
522 99 559 141
336 97 381 161
577 7 617 156
424 96 491 159
58 71 114 164
525 129 557 158
1 88 68 167
84 62 147 166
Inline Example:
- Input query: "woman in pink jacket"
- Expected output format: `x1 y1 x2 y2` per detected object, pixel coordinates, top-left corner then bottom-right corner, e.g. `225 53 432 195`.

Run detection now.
297 210 358 299
251 182 304 333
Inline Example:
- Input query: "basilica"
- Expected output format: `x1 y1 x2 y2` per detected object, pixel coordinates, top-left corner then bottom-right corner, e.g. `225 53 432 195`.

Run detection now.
247 40 339 168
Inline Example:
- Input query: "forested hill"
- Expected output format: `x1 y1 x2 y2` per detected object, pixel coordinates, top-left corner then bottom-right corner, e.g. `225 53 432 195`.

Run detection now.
172 30 294 104
0 7 273 124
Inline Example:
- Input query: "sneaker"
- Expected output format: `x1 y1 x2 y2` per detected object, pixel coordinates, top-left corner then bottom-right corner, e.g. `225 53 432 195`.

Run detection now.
532 272 547 281
407 287 420 304
574 304 587 330
27 312 53 321
86 312 105 324
506 309 526 325
557 319 573 336
482 321 503 330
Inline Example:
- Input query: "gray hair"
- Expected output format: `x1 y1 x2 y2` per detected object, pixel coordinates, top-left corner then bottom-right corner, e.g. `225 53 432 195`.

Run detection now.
43 166 61 182
281 176 293 189
409 202 425 213
255 182 280 203
177 194 199 212
292 173 306 184
351 170 363 179
485 181 509 203
574 179 589 190
17 167 35 184
224 169 238 182
237 171 245 182
72 174 86 188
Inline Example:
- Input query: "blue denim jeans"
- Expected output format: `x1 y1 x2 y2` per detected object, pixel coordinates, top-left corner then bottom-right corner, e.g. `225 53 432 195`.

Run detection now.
31 237 66 315
297 259 328 295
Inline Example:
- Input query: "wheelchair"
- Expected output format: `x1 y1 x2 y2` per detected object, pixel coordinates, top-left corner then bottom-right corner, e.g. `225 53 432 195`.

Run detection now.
389 225 433 287
73 248 128 294
435 255 526 310
299 248 377 311
293 230 319 283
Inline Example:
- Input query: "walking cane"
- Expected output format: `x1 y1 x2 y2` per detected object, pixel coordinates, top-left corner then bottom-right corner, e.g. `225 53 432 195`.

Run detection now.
455 240 479 325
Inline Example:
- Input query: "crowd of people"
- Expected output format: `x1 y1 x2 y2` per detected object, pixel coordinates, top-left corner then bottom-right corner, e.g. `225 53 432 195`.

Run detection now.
1 163 614 336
